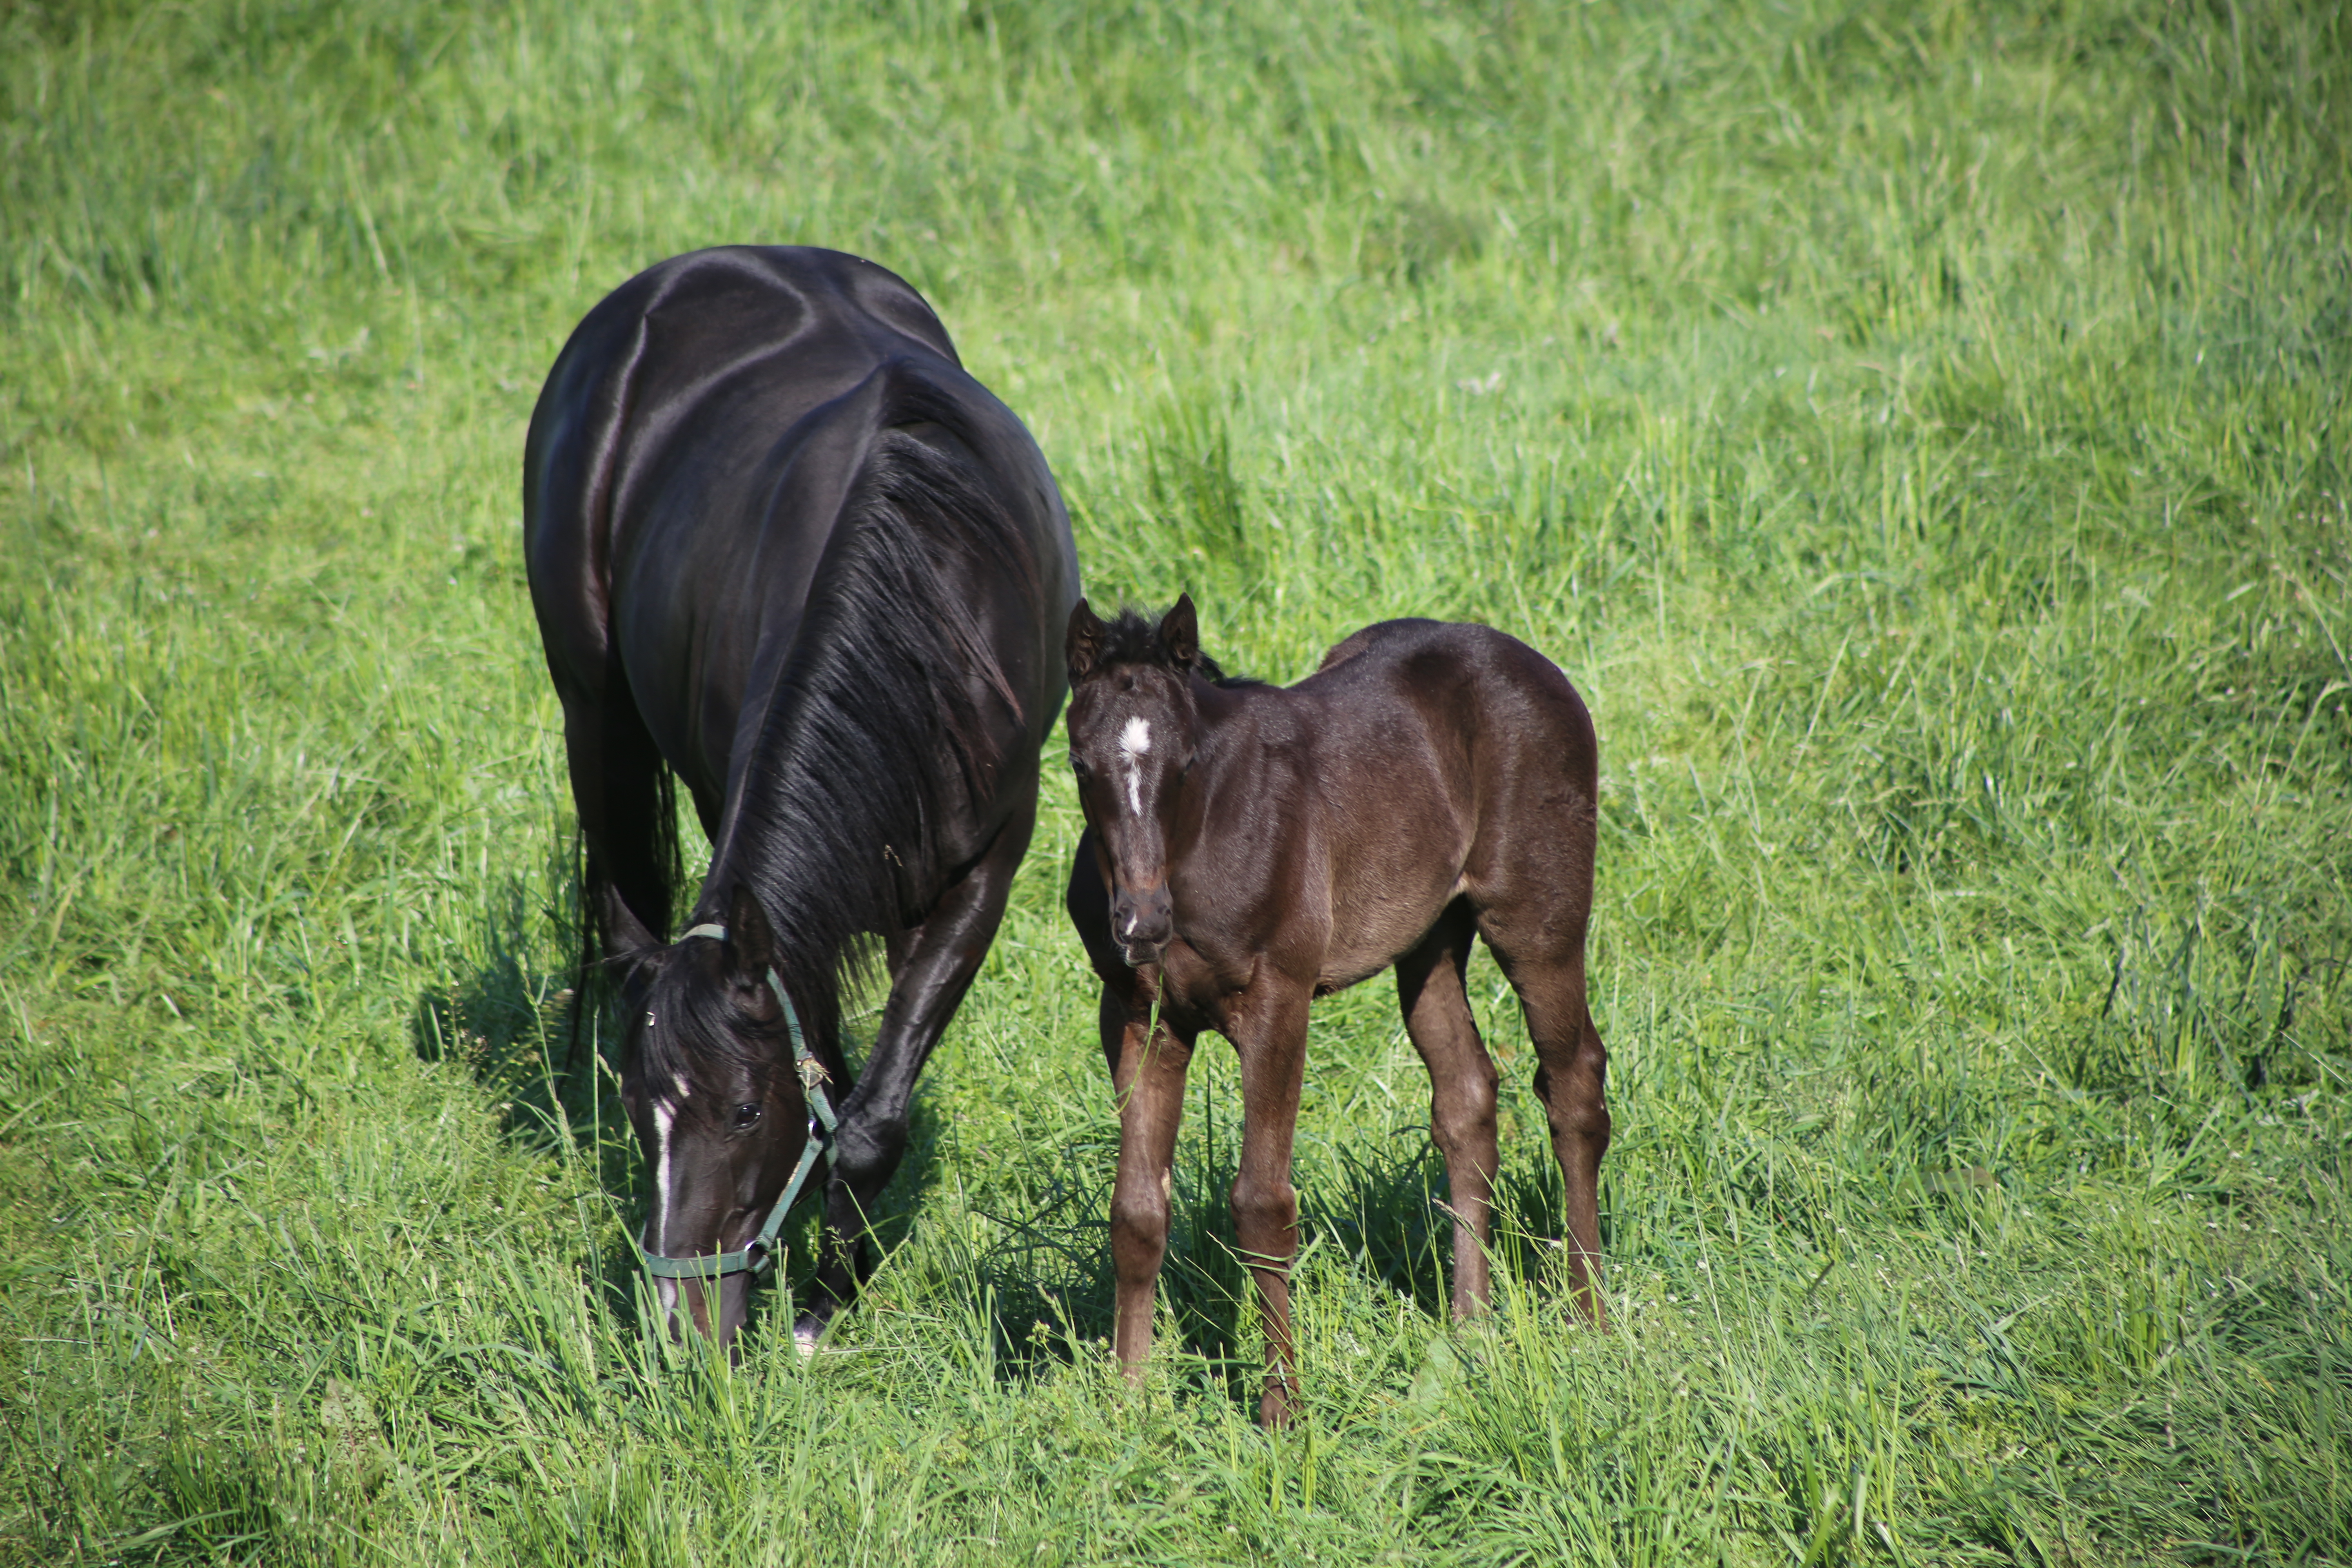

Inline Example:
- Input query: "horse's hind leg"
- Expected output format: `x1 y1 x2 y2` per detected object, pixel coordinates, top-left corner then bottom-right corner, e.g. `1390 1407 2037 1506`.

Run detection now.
1479 917 1609 1324
557 675 677 951
555 673 677 1077
1395 901 1502 1320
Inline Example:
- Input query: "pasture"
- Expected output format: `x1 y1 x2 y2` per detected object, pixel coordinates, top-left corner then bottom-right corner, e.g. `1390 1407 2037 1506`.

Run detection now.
2 0 2347 1561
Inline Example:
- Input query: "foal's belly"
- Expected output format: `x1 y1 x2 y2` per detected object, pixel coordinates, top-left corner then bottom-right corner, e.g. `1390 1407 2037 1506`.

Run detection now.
1317 866 1463 991
1312 767 1472 989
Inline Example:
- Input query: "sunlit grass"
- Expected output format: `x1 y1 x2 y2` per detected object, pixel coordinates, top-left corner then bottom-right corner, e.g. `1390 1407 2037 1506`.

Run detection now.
2 0 2347 1561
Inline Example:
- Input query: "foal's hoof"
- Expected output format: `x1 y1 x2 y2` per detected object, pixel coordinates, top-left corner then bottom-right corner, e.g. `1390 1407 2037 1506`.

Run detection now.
791 1317 826 1361
1257 1381 1299 1429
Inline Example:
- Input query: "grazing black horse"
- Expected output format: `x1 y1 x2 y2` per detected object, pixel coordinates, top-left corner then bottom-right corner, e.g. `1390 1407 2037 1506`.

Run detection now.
525 246 1078 1350
1064 597 1608 1425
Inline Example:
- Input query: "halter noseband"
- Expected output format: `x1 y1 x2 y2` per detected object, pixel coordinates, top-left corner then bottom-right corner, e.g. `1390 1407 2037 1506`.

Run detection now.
638 922 841 1283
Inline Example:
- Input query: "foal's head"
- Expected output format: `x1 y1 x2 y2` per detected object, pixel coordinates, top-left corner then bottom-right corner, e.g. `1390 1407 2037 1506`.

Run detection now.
1064 594 1209 967
601 881 812 1349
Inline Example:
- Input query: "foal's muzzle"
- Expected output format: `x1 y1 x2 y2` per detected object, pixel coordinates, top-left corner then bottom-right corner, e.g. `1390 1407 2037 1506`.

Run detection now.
1111 883 1172 967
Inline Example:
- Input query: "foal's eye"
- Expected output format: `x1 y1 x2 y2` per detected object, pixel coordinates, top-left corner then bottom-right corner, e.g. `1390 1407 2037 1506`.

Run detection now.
1069 756 1090 780
732 1102 762 1130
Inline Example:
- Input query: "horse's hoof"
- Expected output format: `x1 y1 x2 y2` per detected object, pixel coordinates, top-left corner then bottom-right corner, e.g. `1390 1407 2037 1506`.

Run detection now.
793 1322 822 1361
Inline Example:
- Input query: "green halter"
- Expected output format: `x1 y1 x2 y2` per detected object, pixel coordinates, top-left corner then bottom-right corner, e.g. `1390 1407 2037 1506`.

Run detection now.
639 922 841 1281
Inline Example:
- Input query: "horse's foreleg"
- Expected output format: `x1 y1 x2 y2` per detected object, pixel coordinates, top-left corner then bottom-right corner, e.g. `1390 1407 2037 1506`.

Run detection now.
1104 973 1192 1383
801 788 1038 1344
1227 985 1312 1427
1396 903 1500 1320
1072 838 1196 1381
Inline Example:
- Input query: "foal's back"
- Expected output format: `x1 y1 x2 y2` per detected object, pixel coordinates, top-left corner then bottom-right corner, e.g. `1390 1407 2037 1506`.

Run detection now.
1289 619 1598 960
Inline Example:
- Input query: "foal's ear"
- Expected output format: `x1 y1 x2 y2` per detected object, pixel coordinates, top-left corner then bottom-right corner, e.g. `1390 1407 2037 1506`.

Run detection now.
597 883 659 960
1065 597 1105 684
726 882 780 980
1160 593 1200 673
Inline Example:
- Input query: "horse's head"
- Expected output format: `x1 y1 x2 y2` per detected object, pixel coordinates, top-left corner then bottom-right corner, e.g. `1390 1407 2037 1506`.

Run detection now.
602 880 814 1350
1064 593 1206 967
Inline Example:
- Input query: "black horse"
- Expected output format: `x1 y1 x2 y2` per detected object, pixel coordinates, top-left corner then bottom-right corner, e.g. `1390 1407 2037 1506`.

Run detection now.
524 247 1078 1350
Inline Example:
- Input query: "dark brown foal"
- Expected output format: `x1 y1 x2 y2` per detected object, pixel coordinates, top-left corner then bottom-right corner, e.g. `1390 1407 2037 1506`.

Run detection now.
1063 596 1609 1426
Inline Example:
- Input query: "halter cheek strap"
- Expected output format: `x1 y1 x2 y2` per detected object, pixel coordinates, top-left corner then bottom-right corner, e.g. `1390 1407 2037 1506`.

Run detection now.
639 922 842 1282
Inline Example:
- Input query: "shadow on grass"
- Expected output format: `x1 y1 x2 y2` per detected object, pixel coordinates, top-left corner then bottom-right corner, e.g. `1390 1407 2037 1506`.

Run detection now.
967 1123 1588 1404
398 867 1593 1393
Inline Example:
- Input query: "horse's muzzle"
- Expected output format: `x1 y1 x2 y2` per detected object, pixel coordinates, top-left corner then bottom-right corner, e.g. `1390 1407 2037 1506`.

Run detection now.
655 1263 755 1353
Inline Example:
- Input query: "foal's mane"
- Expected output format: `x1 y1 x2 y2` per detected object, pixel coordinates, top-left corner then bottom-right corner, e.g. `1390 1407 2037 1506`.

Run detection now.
1093 606 1260 688
649 373 1040 1080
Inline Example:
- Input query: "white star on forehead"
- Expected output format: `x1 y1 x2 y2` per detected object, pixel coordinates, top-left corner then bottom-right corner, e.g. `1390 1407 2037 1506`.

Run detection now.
1119 717 1153 814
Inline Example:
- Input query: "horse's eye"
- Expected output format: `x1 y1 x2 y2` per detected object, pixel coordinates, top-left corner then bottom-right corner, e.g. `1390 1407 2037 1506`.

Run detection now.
1069 756 1090 780
733 1102 762 1130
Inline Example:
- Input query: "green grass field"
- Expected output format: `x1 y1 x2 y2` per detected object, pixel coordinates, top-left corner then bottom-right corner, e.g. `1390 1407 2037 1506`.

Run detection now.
3 0 2348 1560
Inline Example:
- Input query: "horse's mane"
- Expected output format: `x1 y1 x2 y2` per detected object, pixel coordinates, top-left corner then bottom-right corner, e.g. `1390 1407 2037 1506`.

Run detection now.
648 378 1040 1078
1094 606 1262 688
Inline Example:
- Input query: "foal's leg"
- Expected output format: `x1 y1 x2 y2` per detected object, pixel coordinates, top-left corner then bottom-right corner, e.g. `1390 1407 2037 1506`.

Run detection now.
1103 971 1194 1381
1395 902 1502 1319
1227 984 1313 1427
1071 838 1197 1381
1484 933 1609 1323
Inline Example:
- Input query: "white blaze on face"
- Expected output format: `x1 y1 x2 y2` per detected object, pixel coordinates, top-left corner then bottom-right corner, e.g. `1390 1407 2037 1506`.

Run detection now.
1118 715 1153 816
650 1097 678 1254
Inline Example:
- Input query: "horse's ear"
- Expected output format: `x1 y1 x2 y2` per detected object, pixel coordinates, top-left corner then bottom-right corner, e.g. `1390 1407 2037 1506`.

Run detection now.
727 882 779 978
1066 597 1105 684
1160 593 1200 672
598 883 659 959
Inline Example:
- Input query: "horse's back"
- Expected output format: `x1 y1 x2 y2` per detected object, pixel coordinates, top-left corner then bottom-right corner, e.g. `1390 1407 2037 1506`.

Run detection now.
532 245 958 425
